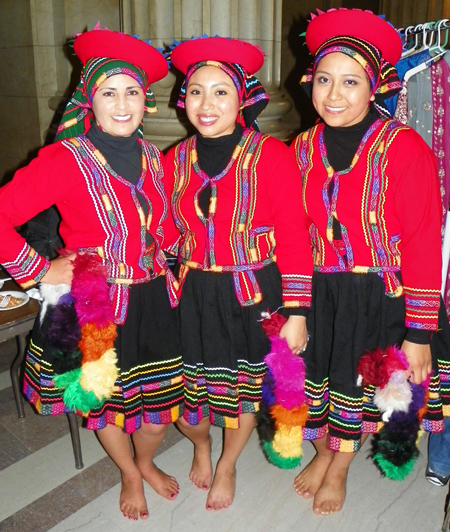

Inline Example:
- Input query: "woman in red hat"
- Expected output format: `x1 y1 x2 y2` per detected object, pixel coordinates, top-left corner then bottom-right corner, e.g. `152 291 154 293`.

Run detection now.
166 36 313 510
291 8 450 515
0 26 183 520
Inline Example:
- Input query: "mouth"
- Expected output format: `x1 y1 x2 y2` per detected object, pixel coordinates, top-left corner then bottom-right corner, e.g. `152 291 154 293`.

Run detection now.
325 106 346 114
198 115 219 126
112 115 132 122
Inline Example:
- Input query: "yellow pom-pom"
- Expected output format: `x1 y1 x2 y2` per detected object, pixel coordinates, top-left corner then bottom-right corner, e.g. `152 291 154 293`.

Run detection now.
80 348 119 399
271 425 303 459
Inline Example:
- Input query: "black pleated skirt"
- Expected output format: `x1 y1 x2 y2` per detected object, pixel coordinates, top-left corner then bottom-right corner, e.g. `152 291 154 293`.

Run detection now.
24 276 184 433
179 262 282 428
303 272 450 452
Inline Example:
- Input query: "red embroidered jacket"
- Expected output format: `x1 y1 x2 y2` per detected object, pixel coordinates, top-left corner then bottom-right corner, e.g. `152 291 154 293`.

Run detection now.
292 118 442 330
0 137 179 321
165 129 313 308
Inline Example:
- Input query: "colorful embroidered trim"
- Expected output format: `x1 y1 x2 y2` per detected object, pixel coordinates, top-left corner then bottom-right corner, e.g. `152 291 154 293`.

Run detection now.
403 286 441 331
172 128 278 307
85 355 184 433
62 135 178 324
281 274 312 306
3 242 50 289
181 359 265 429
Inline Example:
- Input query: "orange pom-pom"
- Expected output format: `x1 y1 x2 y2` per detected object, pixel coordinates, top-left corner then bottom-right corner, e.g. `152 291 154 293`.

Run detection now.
417 388 429 421
79 322 117 363
270 403 309 429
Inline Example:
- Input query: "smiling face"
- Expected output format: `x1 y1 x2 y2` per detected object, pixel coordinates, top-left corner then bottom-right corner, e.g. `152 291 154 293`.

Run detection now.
185 65 240 138
91 73 145 137
312 52 375 128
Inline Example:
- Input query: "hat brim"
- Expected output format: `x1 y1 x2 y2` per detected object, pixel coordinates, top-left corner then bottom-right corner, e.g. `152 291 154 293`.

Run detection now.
306 10 402 66
171 37 264 75
74 30 168 84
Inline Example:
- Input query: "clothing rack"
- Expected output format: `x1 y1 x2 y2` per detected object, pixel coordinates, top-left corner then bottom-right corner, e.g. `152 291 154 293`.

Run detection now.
401 19 450 51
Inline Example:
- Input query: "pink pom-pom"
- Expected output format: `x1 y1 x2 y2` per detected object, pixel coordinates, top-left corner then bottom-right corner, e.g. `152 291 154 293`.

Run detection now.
265 336 306 408
71 254 114 327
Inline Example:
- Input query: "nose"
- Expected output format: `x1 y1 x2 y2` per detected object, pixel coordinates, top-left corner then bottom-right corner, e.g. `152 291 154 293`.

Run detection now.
327 82 342 102
115 93 128 109
201 91 214 110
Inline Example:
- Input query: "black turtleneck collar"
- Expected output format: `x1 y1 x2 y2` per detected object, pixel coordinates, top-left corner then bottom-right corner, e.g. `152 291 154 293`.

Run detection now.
85 122 142 185
196 123 244 177
323 105 380 172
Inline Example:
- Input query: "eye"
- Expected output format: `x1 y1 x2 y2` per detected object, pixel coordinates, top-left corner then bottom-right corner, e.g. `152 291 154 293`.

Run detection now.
316 76 329 84
189 89 201 95
216 90 227 96
344 79 358 86
127 89 140 96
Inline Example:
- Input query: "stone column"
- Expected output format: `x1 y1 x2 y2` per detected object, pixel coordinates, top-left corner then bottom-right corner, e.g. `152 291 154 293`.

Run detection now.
124 0 294 150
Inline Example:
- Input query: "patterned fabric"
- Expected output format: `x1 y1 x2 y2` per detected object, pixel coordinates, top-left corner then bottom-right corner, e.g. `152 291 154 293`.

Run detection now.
2 244 50 289
300 35 401 118
178 264 281 428
173 129 269 305
56 58 157 140
293 118 441 331
24 277 183 433
299 271 450 451
171 128 312 308
61 135 178 323
177 60 269 130
431 56 450 320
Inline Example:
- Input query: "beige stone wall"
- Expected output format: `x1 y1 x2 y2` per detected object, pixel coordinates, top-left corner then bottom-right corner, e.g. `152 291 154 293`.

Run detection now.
0 0 39 183
0 0 120 184
3 0 439 184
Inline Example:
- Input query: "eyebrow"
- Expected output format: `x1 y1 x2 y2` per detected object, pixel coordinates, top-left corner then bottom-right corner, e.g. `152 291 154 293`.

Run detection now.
315 70 364 79
97 85 142 91
188 81 233 88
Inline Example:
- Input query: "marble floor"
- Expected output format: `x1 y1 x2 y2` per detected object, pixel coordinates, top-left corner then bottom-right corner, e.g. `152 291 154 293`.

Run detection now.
1 337 449 532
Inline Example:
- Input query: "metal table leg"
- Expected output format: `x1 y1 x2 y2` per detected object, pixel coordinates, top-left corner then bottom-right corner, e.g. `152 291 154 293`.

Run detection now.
10 333 26 418
67 411 84 469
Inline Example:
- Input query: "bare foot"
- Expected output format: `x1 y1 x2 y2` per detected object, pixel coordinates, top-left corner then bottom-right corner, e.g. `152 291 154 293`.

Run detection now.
293 450 334 499
190 435 213 490
206 462 236 511
312 462 348 515
120 470 148 520
136 459 179 501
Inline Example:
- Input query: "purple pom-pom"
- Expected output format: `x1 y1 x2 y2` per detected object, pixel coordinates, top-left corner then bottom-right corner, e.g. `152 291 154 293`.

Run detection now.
48 302 81 352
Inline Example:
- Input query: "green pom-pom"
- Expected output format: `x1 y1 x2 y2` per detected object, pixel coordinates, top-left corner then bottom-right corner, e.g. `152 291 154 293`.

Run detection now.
53 367 82 388
53 368 103 413
62 379 103 413
372 453 417 480
261 441 302 469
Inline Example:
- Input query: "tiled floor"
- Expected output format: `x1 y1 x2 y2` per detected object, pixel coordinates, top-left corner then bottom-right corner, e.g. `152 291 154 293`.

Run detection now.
1 337 449 532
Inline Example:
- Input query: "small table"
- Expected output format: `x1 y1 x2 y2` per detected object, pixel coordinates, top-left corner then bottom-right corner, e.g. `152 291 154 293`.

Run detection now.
0 278 40 417
0 275 83 469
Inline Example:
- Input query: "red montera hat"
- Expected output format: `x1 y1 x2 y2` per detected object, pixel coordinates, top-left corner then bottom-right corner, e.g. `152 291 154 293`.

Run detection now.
305 9 402 66
170 36 265 74
74 27 168 84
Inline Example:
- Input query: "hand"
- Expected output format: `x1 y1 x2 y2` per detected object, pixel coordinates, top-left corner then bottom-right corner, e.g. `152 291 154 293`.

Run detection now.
40 253 76 285
401 339 432 385
279 315 308 354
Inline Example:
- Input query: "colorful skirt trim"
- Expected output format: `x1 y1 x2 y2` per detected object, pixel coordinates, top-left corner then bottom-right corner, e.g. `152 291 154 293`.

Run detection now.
301 272 450 452
24 275 184 433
